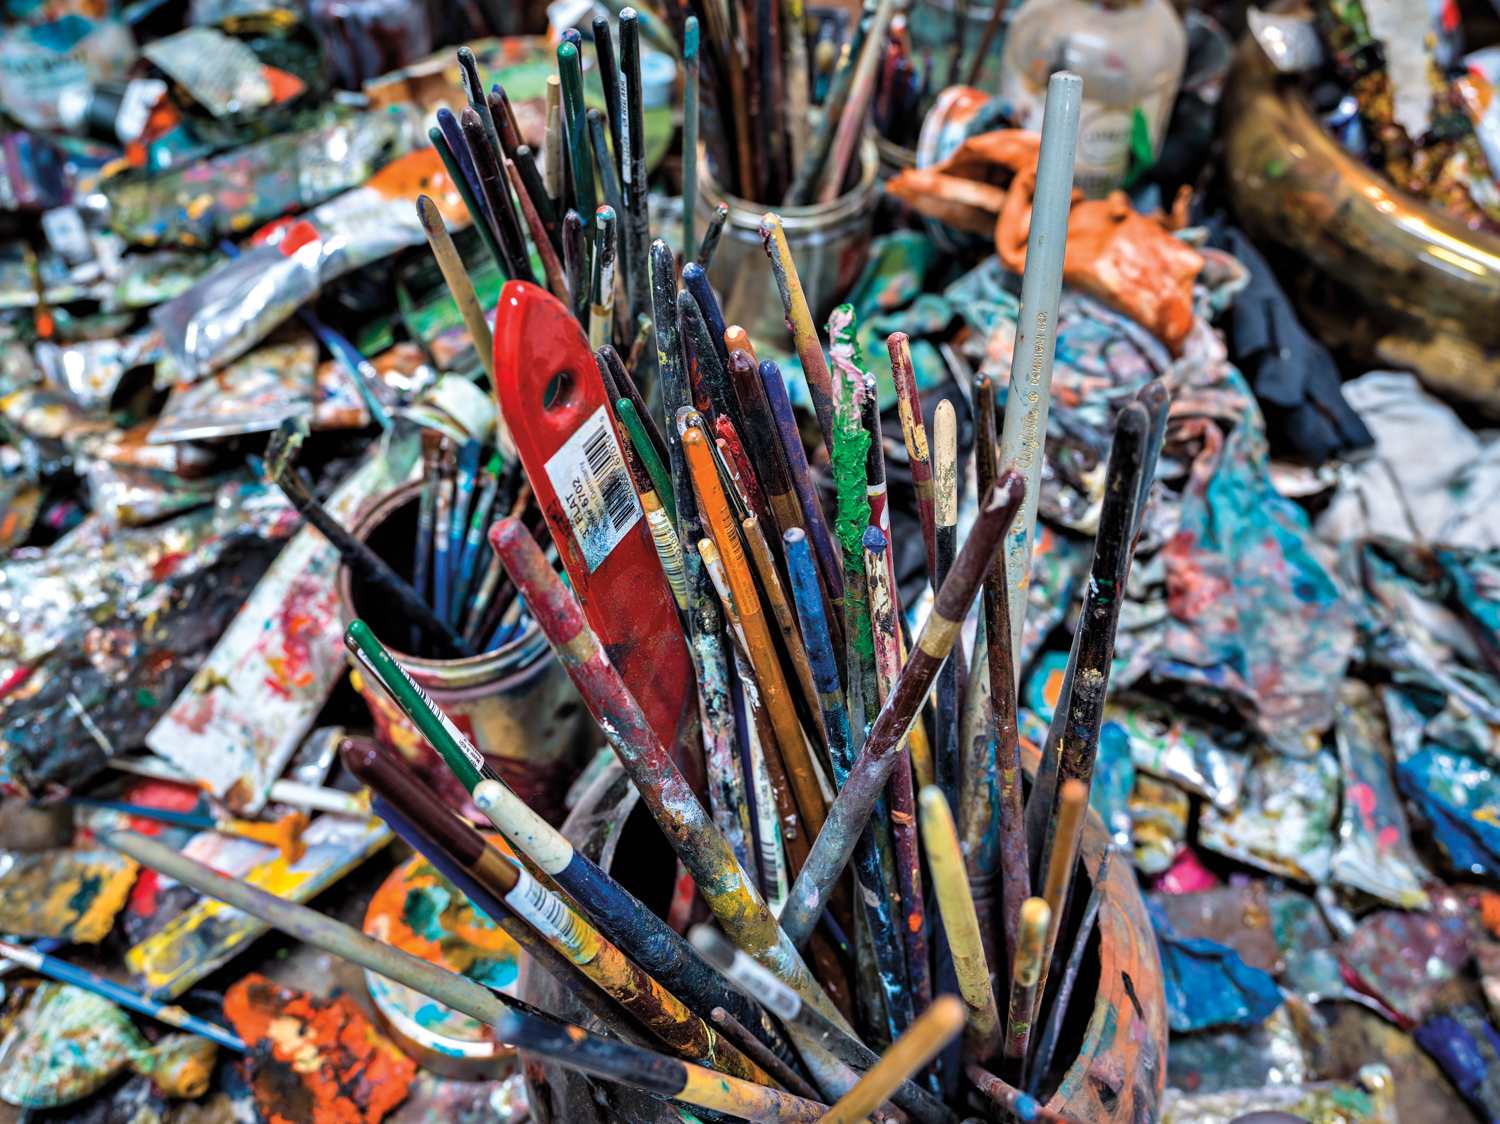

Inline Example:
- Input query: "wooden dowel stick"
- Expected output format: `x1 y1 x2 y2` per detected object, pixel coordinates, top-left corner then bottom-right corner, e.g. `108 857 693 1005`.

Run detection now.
815 996 964 1124
416 195 493 381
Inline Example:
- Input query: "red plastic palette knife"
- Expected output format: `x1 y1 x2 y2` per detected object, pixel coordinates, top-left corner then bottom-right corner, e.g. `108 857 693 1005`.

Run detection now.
492 281 700 781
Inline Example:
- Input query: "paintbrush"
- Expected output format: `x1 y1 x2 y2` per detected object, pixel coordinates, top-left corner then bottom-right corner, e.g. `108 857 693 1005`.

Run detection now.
779 0 810 168
684 427 826 838
587 109 626 228
544 75 563 203
933 398 960 809
485 519 854 1037
729 350 808 553
724 325 757 362
698 202 729 268
651 239 705 553
453 453 502 623
712 1007 819 1100
815 0 894 203
816 996 965 1124
599 343 669 471
1025 404 1147 890
682 264 730 371
463 555 503 642
860 373 899 620
689 926 956 1124
448 438 483 598
563 209 589 324
0 938 245 1051
1033 778 1088 1018
619 12 653 329
457 46 503 164
460 107 536 285
916 785 999 1048
785 4 872 204
485 85 520 159
429 123 507 277
435 106 496 233
861 528 930 1017
509 140 560 251
684 15 700 255
615 395 677 526
1028 846 1112 1094
775 471 1023 952
413 429 441 618
743 514 820 719
761 217 835 450
68 798 309 864
416 196 494 382
592 16 623 180
616 410 688 607
265 424 469 658
433 465 454 626
342 739 774 1085
557 42 597 220
889 333 936 582
998 72 1082 660
591 206 618 351
718 421 770 524
1001 898 1050 1086
965 1066 1061 1124
827 310 875 739
106 829 820 1124
785 526 912 1043
760 357 845 625
507 156 568 299
679 289 735 428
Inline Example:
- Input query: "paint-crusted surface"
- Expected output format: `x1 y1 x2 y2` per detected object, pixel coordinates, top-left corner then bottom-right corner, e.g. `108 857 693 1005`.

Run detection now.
223 973 415 1124
0 847 138 943
128 814 390 999
146 436 417 813
827 305 874 680
0 983 146 1106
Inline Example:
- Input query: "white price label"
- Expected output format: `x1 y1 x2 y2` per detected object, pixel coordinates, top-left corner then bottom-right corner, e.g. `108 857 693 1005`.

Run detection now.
544 406 641 572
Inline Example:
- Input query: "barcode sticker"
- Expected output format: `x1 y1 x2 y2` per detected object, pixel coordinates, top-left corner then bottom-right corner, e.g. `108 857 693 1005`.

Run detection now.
544 406 641 572
506 867 591 958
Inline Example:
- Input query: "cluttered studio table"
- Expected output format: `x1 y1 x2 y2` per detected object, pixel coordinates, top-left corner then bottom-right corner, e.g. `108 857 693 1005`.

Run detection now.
2 0 1500 1122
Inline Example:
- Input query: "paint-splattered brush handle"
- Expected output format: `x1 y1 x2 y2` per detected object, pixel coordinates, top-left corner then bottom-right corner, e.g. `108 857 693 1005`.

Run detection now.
760 214 835 450
890 332 937 584
777 471 1023 950
1001 898 1051 1086
816 996 965 1124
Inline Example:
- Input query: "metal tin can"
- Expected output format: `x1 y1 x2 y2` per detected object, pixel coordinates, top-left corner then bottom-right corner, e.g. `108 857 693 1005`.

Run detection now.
698 135 880 354
337 479 589 825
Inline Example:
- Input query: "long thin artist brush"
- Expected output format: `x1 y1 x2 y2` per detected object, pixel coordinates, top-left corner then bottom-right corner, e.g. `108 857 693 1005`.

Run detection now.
600 343 669 470
743 514 821 723
651 239 703 553
457 46 503 162
266 426 469 657
784 527 913 1041
592 16 624 180
0 938 246 1051
827 308 875 737
917 785 1000 1047
452 454 501 623
684 427 826 837
729 349 807 550
775 471 1023 950
933 398 960 808
689 926 956 1124
761 214 835 450
460 107 536 284
679 289 736 427
543 75 563 203
486 520 857 1039
890 332 936 582
619 417 689 609
110 829 820 1124
682 263 730 371
619 11 653 330
998 72 1082 660
433 469 453 627
698 202 729 268
507 156 568 299
815 0 895 203
417 196 493 381
967 0 1005 86
966 1066 1061 1124
1001 898 1050 1086
1032 778 1087 1017
486 85 520 159
1028 847 1112 1095
436 106 495 231
861 527 930 1016
785 6 872 205
510 141 560 251
448 439 482 602
587 109 626 225
557 42 597 220
684 15 700 256
860 372 898 616
343 740 772 1084
429 123 506 276
591 206 617 351
615 395 677 526
413 429 441 612
815 996 965 1124
779 0 810 168
725 325 757 362
718 420 770 524
761 357 845 623
563 209 589 324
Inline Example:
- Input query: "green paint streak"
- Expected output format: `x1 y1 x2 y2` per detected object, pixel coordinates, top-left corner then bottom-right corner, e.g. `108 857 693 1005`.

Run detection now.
403 884 452 943
828 304 874 672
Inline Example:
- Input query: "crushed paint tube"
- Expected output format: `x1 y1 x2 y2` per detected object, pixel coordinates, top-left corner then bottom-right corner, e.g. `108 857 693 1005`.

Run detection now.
1340 896 1476 1028
128 813 390 999
0 848 139 942
1151 847 1221 895
1130 773 1191 875
112 249 224 310
1395 744 1500 877
1150 882 1285 976
361 847 521 1075
1091 720 1137 849
1148 898 1284 1032
1329 679 1431 908
1166 998 1327 1095
1105 694 1252 811
1267 889 1347 1004
1159 1063 1399 1124
0 982 218 1106
145 429 417 814
1413 1005 1500 1123
1198 746 1340 883
149 327 320 443
223 973 415 1124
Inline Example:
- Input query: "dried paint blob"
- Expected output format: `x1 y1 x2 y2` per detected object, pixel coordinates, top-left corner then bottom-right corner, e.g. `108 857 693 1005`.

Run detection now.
0 848 139 943
223 974 415 1124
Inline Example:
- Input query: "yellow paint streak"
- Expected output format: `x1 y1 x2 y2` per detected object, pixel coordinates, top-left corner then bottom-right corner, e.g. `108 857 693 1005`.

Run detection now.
679 1062 827 1123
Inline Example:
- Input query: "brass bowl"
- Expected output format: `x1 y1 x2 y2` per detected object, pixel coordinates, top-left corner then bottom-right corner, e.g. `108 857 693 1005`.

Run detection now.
1221 28 1500 411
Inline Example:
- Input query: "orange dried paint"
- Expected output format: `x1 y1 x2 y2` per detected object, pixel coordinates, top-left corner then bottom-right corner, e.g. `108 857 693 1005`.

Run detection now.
223 974 415 1124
